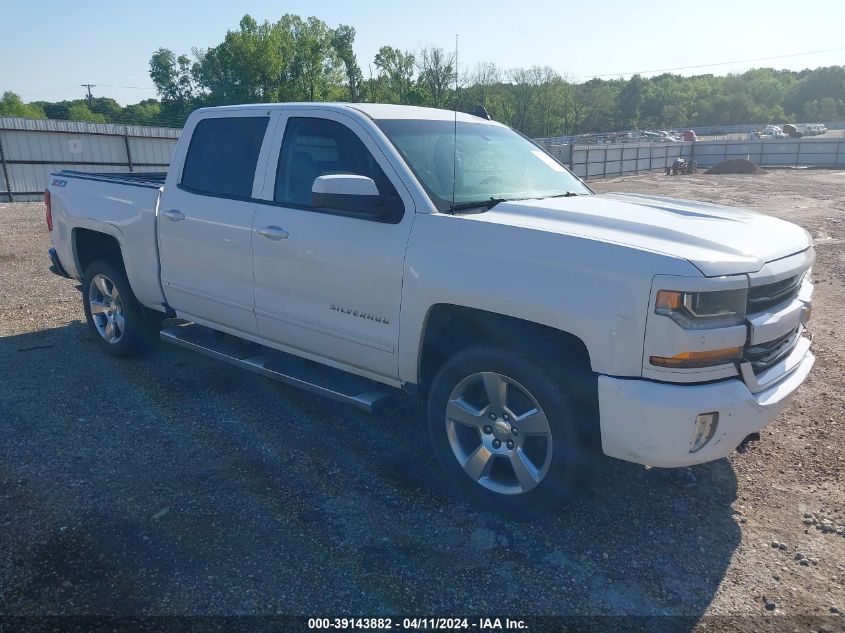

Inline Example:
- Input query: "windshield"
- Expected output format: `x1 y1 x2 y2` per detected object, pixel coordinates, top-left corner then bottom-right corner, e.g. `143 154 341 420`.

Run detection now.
375 119 591 212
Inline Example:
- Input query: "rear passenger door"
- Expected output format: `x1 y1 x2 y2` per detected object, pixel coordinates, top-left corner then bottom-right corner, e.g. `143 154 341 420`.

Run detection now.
251 109 416 381
159 110 276 334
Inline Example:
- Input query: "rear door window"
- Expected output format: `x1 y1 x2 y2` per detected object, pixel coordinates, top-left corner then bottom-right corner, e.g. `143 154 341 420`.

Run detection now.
181 116 269 199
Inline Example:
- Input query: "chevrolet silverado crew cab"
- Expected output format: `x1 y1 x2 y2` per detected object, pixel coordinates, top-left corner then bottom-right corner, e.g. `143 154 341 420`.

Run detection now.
45 103 815 517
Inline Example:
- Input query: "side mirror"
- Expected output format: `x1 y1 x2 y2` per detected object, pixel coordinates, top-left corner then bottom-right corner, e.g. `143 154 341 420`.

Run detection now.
311 174 402 222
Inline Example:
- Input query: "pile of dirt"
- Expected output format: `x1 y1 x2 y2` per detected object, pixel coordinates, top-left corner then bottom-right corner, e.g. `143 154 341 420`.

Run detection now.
705 158 768 175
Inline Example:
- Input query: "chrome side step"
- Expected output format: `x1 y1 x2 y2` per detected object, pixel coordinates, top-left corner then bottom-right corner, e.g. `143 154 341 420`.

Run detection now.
160 324 394 413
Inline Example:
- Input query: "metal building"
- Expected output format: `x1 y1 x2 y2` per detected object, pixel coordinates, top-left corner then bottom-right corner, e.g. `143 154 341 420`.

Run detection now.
0 117 180 202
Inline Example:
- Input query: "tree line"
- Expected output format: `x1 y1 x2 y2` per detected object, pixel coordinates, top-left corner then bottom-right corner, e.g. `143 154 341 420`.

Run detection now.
2 12 844 138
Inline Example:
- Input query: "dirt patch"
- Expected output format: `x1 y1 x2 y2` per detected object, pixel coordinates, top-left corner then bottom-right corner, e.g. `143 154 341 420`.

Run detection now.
706 159 768 175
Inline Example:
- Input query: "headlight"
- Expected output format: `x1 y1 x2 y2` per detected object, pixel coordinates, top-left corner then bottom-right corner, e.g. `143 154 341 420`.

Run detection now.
655 288 747 329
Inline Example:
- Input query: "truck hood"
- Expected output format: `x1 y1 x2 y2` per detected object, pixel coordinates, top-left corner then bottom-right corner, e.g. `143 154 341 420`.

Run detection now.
471 192 811 276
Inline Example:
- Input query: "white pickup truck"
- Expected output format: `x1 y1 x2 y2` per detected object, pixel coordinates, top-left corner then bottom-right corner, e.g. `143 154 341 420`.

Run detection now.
45 103 815 517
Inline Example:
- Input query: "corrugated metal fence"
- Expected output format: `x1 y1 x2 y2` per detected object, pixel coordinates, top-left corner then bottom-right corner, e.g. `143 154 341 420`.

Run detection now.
0 117 180 202
543 137 845 181
2 116 844 200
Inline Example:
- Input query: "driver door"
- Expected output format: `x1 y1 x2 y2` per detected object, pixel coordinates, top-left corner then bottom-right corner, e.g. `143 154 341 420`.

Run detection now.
251 109 416 381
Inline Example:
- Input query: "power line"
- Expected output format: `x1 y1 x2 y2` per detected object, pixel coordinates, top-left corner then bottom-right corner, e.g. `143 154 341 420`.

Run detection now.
95 84 157 90
568 46 845 80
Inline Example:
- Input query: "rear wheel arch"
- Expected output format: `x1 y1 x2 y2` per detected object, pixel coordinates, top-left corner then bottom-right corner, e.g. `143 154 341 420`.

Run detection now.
74 228 166 325
73 228 123 277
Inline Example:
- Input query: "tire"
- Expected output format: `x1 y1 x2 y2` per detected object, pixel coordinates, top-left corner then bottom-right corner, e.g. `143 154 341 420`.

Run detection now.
427 345 588 519
82 258 161 357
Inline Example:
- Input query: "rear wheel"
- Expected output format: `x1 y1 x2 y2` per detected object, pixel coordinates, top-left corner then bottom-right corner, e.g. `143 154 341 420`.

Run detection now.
82 259 161 357
427 345 587 518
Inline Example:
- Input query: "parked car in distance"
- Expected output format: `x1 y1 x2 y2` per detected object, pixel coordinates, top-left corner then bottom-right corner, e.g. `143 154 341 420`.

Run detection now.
783 124 804 139
646 130 680 142
45 102 816 518
762 125 788 139
683 129 697 141
754 128 787 140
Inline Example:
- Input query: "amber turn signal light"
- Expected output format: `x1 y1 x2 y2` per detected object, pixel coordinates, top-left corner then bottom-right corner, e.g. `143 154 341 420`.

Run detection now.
655 289 683 311
650 346 742 369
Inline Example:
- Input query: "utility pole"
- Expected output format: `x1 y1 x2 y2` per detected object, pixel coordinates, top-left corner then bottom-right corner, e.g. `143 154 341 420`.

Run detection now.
81 84 96 108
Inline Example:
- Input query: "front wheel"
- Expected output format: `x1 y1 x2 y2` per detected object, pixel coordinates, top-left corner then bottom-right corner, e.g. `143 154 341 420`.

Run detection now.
427 345 586 519
82 259 161 357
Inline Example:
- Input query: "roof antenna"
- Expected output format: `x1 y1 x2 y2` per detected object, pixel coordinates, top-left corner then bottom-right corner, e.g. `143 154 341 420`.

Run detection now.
451 34 459 213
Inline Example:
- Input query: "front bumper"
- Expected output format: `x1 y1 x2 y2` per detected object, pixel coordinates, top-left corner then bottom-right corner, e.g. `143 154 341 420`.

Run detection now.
598 340 814 467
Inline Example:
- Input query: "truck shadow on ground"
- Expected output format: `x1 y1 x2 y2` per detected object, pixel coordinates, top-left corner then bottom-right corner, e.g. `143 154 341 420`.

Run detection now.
1 323 740 624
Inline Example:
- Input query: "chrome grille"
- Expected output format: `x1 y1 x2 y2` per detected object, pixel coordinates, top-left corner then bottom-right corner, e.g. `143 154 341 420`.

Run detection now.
747 275 802 314
744 326 801 374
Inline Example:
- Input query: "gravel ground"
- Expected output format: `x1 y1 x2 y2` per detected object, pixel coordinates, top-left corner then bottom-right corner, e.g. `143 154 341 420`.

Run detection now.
1 170 844 628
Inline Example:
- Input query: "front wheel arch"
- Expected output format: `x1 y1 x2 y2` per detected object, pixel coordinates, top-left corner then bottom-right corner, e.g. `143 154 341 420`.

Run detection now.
416 304 594 397
415 305 599 453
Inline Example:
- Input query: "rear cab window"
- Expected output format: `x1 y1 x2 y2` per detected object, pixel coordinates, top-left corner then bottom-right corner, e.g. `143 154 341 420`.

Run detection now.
181 116 269 199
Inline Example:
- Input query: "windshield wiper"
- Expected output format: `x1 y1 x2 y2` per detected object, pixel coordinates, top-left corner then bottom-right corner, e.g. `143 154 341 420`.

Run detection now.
448 197 511 214
538 191 587 199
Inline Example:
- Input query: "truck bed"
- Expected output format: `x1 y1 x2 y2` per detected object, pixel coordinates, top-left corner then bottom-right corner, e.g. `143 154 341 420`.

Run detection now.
57 170 167 188
48 169 168 311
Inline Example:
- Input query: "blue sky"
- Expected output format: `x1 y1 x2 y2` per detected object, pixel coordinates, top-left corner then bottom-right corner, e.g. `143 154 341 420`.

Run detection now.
2 0 844 105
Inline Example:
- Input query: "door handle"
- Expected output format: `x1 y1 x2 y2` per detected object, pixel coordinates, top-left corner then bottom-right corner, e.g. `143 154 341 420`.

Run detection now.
162 209 186 222
257 225 289 241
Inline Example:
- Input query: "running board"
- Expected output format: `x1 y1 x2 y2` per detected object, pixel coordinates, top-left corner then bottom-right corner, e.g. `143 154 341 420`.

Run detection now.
160 324 394 413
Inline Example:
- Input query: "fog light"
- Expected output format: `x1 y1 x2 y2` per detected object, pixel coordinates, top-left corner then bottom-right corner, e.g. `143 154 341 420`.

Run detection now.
690 412 719 453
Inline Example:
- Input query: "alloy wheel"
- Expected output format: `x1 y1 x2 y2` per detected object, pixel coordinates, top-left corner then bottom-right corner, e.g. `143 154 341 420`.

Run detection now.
88 274 125 344
445 371 554 495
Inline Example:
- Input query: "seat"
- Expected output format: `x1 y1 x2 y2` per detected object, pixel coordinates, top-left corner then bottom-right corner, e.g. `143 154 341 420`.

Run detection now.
288 151 320 206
